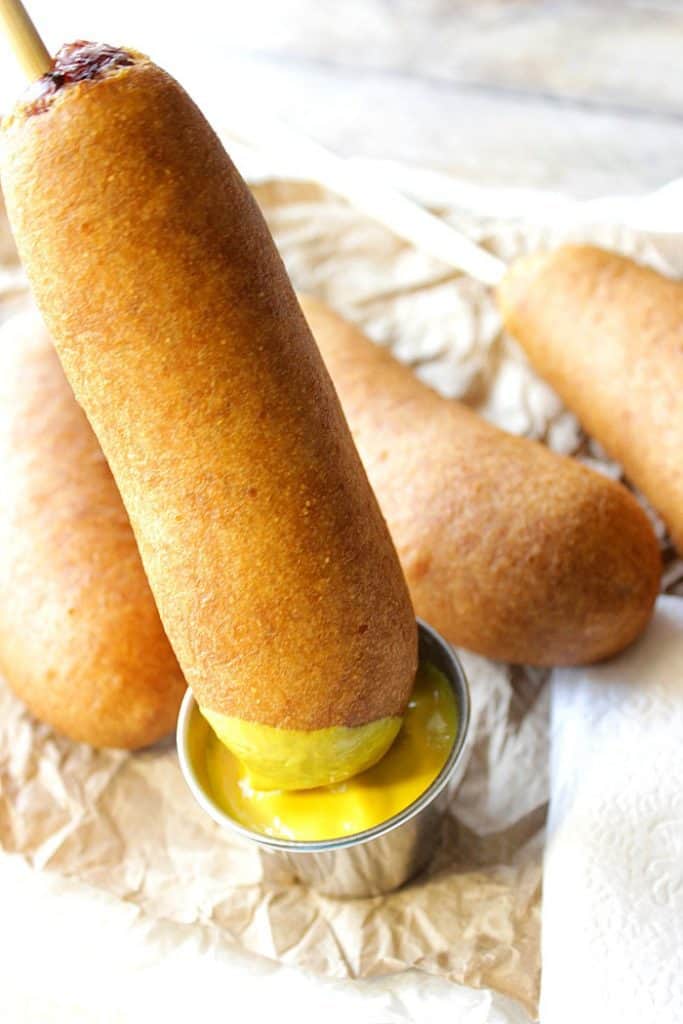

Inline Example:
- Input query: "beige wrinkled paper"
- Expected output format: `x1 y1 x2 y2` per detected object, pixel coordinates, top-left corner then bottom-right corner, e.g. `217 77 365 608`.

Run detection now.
1 162 682 1021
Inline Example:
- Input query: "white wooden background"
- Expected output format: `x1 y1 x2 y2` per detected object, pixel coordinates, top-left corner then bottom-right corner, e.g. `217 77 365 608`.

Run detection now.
0 0 682 197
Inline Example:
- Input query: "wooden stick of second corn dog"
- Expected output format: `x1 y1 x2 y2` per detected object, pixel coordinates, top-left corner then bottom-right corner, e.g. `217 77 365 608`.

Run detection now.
225 113 508 287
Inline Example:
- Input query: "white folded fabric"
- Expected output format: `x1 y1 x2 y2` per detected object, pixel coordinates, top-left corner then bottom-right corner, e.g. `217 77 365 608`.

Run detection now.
542 596 683 1024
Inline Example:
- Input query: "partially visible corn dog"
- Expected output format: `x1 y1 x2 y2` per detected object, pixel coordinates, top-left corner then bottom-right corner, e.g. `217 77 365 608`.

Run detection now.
0 310 186 748
498 245 683 551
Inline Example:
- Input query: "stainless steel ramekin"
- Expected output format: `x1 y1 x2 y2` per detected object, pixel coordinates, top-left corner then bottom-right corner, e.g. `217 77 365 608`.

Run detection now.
177 619 471 898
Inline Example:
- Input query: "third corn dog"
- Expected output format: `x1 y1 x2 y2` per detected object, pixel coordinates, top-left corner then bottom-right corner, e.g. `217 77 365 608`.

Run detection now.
498 244 683 551
0 309 185 748
1 43 417 790
300 296 661 666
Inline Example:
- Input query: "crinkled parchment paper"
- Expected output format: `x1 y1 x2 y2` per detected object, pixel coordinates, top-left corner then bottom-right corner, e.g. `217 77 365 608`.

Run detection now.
1 153 682 1023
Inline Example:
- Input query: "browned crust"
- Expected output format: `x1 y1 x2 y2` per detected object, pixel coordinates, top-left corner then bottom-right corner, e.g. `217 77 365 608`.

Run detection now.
498 245 683 553
5 43 143 121
0 311 186 748
299 295 661 667
1 59 417 729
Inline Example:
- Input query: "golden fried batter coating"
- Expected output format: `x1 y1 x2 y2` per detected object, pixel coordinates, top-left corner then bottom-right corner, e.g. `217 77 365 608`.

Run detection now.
0 311 186 748
1 50 416 732
300 296 660 666
498 245 683 552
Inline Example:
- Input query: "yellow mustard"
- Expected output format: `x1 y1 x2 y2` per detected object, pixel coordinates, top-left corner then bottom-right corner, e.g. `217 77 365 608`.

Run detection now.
199 704 401 791
201 661 457 841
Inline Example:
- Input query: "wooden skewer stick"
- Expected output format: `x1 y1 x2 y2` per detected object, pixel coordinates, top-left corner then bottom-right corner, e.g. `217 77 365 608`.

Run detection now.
227 112 508 286
0 0 51 82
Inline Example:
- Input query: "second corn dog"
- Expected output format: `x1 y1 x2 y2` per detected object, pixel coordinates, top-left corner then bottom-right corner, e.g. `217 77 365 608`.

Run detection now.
498 244 683 551
300 296 661 666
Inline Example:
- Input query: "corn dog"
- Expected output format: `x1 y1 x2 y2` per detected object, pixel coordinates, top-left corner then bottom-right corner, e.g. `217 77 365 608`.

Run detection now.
498 244 683 551
300 296 661 666
0 309 186 748
1 43 417 789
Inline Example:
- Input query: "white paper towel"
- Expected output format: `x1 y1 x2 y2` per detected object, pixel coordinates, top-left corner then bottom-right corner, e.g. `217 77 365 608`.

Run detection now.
542 596 683 1024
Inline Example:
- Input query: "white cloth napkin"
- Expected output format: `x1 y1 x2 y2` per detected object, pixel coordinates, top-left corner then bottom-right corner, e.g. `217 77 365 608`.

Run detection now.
542 596 683 1024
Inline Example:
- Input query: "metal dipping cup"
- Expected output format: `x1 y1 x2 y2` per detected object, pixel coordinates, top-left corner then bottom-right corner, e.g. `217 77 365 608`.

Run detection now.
177 619 471 898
